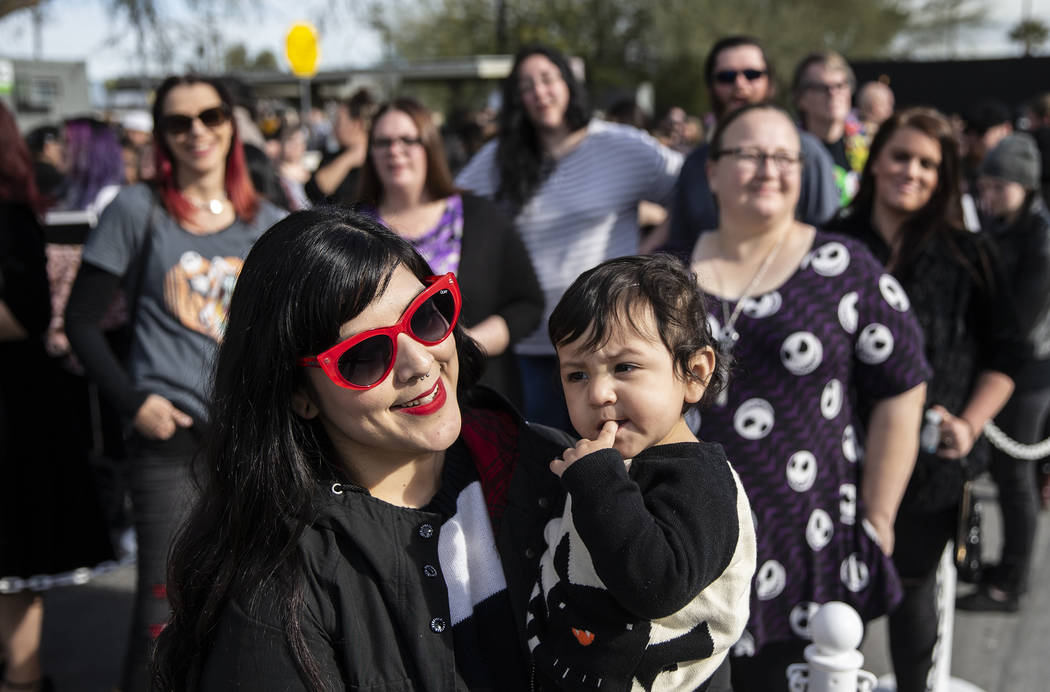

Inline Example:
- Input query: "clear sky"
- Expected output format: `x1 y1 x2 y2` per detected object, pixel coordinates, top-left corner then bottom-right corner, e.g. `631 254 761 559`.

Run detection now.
1 0 1049 81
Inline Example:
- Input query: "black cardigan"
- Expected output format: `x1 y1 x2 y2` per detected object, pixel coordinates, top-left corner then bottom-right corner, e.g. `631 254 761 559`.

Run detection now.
198 388 570 690
830 213 1019 508
457 193 544 408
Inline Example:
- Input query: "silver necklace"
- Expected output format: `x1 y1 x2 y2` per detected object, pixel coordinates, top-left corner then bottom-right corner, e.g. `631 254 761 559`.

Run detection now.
713 229 788 352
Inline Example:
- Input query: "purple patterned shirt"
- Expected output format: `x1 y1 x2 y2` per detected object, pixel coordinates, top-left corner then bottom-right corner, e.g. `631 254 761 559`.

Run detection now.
368 194 464 276
694 231 930 655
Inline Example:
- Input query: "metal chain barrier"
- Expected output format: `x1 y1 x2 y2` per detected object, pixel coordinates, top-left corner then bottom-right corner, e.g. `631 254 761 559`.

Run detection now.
983 420 1050 461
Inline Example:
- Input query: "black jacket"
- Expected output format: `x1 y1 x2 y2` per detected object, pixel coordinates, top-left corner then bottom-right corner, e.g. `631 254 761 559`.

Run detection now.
199 388 570 691
984 195 1050 367
458 193 543 408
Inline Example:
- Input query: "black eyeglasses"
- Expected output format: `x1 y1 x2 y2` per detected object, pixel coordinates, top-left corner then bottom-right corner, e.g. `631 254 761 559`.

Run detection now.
713 69 767 85
160 106 231 136
715 147 804 171
802 81 851 96
372 136 424 151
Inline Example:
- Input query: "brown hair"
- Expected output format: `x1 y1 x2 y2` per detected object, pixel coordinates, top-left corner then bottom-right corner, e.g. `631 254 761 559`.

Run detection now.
356 98 460 205
792 51 856 128
843 107 986 284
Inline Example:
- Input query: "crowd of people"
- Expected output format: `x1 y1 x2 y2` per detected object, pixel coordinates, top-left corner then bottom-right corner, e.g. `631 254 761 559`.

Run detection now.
2 33 1050 692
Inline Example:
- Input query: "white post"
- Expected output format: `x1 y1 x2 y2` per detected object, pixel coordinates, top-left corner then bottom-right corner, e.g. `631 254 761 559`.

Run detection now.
930 542 957 691
800 601 878 692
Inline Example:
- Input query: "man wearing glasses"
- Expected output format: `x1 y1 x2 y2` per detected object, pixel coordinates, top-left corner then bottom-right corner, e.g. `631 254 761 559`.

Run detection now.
793 51 869 205
664 36 839 260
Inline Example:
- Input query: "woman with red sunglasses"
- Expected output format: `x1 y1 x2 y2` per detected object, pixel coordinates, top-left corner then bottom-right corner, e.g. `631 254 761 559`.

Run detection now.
64 75 285 690
153 208 573 691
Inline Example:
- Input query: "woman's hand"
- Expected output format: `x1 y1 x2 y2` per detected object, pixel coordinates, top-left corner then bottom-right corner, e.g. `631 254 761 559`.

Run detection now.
550 420 618 477
931 404 976 459
134 393 194 440
864 515 895 556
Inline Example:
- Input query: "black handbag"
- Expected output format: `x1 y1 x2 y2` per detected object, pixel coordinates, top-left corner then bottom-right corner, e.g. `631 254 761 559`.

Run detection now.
955 480 983 584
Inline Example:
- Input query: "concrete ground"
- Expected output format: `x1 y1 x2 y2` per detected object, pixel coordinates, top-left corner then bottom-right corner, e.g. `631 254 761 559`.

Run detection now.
860 476 1050 692
38 477 1050 691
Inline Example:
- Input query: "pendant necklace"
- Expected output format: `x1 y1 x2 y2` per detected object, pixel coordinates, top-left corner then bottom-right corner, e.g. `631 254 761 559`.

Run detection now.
713 229 788 352
186 195 228 215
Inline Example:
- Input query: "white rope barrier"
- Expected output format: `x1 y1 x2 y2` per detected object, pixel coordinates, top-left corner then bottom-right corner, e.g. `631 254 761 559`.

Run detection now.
982 421 1050 461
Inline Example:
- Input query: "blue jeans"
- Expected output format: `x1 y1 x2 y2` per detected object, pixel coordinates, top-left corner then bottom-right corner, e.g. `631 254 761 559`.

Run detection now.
517 354 572 433
121 427 200 692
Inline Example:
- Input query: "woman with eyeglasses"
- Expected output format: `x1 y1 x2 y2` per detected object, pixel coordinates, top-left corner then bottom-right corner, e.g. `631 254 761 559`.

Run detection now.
358 98 543 408
64 74 285 691
152 208 575 690
456 43 682 429
688 103 929 691
828 108 1016 692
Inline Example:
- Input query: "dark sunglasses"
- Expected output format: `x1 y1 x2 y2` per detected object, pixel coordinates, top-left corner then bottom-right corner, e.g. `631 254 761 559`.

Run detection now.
298 273 461 390
713 69 767 85
160 105 231 136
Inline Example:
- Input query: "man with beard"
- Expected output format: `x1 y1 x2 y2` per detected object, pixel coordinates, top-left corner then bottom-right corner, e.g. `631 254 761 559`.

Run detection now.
664 36 839 259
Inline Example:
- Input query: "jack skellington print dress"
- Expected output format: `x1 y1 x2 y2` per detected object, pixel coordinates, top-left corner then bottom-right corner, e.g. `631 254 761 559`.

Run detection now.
692 231 930 655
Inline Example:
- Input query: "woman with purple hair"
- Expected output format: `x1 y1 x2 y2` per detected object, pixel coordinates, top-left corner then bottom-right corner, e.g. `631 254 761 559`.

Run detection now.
45 118 127 360
59 117 125 215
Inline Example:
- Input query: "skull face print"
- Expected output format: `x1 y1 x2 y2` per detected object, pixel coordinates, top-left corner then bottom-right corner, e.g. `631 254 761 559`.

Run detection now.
755 559 787 601
706 313 722 342
805 508 834 551
878 273 910 312
786 450 818 492
856 323 894 364
820 379 843 420
840 553 871 592
842 424 860 463
734 398 775 440
741 290 782 319
838 291 859 334
805 241 851 277
789 601 821 639
839 483 857 525
732 630 756 657
781 331 823 376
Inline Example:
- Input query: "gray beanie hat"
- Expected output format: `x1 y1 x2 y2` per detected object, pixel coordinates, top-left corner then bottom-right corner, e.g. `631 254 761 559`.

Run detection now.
980 133 1041 190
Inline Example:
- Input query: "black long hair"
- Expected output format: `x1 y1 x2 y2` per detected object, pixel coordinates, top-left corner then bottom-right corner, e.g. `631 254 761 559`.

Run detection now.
152 207 483 690
495 44 591 213
842 107 982 283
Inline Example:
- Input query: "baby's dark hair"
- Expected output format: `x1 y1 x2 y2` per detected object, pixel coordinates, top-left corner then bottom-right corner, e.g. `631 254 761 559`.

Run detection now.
549 254 730 411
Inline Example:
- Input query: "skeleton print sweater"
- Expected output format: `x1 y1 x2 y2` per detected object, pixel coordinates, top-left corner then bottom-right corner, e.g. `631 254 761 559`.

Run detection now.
525 441 756 692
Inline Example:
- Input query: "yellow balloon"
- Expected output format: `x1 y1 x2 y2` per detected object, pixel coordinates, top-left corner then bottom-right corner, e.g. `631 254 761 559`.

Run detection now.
285 23 319 78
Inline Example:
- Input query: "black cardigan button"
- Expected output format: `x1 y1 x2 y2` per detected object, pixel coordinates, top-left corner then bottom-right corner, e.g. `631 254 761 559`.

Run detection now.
430 617 447 633
418 523 435 539
423 564 438 578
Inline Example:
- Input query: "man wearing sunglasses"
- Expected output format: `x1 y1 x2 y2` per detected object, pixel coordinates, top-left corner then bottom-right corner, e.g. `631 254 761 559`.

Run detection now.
664 35 839 260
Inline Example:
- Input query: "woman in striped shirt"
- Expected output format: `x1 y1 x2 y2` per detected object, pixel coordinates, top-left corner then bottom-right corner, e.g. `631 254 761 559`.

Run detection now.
457 44 683 429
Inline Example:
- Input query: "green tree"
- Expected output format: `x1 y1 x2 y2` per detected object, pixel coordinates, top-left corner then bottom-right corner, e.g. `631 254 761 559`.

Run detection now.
1009 18 1050 56
225 42 251 70
366 0 911 116
0 0 41 21
898 0 988 57
253 49 278 70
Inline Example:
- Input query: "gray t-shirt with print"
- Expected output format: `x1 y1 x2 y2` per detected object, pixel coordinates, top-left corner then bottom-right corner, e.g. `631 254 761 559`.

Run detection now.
82 184 286 423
